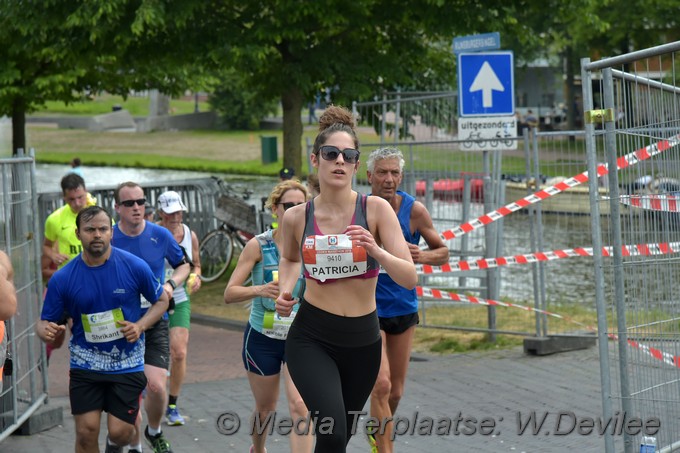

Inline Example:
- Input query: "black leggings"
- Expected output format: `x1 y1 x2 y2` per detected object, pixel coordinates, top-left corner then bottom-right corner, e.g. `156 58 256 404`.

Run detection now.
286 301 382 453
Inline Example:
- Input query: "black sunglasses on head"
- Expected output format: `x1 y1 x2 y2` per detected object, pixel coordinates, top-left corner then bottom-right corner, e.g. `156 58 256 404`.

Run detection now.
119 198 146 207
319 145 360 164
279 201 304 211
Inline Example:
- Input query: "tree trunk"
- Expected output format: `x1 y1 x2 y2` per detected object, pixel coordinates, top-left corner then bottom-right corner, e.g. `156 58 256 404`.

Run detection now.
565 47 577 131
281 87 304 177
11 97 26 156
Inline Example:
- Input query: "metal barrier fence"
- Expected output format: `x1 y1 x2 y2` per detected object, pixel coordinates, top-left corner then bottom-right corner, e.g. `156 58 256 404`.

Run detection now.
38 178 226 239
38 175 228 243
0 167 244 441
505 129 598 338
351 93 602 341
583 41 680 453
0 151 49 442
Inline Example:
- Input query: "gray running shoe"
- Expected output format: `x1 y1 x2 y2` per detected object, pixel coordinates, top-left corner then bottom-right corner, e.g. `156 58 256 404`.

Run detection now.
103 437 122 453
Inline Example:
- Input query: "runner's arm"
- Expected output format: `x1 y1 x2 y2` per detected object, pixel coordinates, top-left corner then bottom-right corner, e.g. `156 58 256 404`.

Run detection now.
189 229 202 293
0 251 16 321
136 291 169 333
363 197 417 289
275 205 304 316
224 238 278 303
410 201 449 266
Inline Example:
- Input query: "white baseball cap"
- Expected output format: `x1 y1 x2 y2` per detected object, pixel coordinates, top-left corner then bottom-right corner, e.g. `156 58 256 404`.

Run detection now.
158 191 187 214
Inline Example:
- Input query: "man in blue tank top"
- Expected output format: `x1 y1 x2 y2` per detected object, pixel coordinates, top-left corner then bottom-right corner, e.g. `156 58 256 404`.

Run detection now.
366 147 450 453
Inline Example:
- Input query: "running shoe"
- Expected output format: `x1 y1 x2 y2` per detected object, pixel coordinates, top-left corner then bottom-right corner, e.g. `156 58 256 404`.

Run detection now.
103 438 122 453
366 431 378 453
364 422 378 453
144 426 173 453
128 450 141 453
165 404 185 426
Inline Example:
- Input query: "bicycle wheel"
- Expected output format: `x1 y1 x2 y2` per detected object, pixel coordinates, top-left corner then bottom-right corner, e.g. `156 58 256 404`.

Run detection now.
199 229 234 283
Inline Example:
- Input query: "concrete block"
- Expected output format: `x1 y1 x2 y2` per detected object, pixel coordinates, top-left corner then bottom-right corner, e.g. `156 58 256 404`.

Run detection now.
524 334 596 356
138 111 217 132
89 110 136 132
3 404 63 436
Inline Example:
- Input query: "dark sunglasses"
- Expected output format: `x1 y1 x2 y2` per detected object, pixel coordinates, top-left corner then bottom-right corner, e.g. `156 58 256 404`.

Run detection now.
319 145 360 164
119 198 146 207
279 201 304 211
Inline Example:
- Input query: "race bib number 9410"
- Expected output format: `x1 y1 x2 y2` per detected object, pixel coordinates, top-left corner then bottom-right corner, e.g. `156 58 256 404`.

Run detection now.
303 234 367 282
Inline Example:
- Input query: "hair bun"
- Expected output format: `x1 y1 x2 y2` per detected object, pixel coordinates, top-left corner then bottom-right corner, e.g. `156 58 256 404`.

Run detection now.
318 105 355 132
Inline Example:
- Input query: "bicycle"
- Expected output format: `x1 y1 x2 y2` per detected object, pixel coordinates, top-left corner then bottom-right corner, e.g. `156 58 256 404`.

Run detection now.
199 222 254 283
199 180 257 283
463 131 486 148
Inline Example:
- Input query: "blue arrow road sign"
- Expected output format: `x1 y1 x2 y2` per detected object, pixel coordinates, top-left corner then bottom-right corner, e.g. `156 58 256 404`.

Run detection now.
458 51 514 117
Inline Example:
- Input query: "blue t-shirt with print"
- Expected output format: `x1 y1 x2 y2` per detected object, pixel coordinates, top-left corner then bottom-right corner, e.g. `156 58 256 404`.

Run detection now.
41 247 163 373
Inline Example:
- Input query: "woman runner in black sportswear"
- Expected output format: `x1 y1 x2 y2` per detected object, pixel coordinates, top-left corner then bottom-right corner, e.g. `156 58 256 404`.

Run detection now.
276 105 417 452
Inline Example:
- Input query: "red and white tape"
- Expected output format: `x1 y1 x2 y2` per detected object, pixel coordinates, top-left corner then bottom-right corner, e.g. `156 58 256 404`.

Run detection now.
417 285 680 368
620 194 680 212
415 241 680 275
433 133 680 243
416 285 592 330
618 334 680 368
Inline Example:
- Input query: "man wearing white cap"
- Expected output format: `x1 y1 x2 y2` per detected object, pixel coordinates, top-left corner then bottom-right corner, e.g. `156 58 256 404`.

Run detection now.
113 182 190 453
157 191 202 427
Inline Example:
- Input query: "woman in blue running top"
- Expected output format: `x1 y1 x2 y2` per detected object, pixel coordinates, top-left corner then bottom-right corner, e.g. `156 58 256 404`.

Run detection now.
276 105 417 452
225 179 312 453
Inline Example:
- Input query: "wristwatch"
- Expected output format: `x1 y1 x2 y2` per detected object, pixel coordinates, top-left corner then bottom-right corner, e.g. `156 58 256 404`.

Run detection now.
166 279 177 290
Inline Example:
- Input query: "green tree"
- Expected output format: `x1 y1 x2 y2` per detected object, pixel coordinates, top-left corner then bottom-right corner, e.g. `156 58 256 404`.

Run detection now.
0 1 201 155
197 0 529 176
505 0 678 130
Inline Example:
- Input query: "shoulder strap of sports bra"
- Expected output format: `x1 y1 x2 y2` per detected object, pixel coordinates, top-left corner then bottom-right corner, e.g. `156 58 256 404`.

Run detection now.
302 200 314 238
353 193 368 228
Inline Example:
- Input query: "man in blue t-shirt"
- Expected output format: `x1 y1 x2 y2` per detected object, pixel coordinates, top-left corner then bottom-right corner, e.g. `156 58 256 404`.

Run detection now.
38 206 168 453
366 147 450 453
112 181 190 453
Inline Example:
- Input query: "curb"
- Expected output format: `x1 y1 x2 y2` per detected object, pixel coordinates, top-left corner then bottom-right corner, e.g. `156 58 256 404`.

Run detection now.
190 313 246 332
189 312 433 363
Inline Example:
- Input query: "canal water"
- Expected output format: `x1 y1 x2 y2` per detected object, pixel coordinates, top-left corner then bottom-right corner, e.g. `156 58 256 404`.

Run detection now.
35 163 271 194
424 199 598 307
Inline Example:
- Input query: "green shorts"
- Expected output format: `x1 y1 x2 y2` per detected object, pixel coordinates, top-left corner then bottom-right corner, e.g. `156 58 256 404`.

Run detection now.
169 298 191 330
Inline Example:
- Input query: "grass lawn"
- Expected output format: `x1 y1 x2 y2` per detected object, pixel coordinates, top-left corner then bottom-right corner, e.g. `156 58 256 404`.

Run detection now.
34 93 210 117
190 251 598 355
28 126 289 176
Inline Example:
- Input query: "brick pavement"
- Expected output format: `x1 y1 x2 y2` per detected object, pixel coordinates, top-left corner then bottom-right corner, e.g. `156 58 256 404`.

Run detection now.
2 318 625 453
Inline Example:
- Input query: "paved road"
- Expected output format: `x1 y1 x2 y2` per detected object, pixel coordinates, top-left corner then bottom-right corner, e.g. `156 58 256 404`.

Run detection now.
1 318 624 452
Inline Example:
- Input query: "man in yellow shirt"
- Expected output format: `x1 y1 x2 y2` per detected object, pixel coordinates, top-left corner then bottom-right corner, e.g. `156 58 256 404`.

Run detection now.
42 173 95 269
